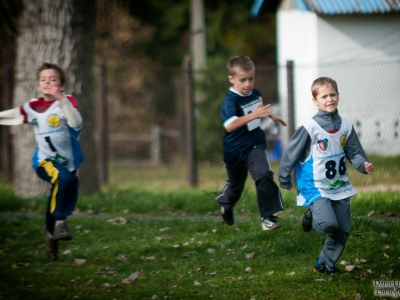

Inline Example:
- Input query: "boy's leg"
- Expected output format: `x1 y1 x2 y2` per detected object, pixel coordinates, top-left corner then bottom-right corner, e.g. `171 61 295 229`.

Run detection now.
247 147 284 218
36 160 79 239
310 197 351 271
216 161 248 209
45 195 56 235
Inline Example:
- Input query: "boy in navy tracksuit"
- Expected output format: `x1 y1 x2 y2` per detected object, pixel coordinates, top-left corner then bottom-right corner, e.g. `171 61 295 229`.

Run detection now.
279 77 374 274
216 55 287 230
0 63 83 261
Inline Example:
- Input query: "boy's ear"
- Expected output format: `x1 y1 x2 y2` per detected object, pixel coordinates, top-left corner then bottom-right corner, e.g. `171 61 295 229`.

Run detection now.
312 98 319 106
228 75 234 84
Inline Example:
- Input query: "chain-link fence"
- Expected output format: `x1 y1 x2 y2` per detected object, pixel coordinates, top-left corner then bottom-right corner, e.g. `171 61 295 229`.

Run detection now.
278 59 400 157
1 59 398 185
105 58 400 169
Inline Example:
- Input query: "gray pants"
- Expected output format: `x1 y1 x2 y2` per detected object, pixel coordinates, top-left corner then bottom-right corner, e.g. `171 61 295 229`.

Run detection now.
310 197 351 270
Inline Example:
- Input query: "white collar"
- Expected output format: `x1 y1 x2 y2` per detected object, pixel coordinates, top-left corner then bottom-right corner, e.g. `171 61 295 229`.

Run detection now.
230 87 253 97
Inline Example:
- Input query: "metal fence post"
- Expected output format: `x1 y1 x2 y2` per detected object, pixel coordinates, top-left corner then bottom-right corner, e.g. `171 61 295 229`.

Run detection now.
150 125 161 165
95 57 109 185
286 60 296 183
184 55 198 187
286 60 295 138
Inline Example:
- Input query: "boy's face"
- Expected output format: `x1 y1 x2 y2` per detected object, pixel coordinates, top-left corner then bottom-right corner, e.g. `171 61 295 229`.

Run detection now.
228 68 255 95
312 84 339 113
37 68 65 99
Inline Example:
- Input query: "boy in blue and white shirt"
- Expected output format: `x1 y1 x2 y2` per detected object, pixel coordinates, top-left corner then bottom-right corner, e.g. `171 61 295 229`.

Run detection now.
0 63 83 261
216 55 287 230
279 77 374 274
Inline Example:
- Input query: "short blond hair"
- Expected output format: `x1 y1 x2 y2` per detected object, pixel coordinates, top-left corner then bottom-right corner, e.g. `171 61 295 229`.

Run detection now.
227 55 255 76
311 77 338 98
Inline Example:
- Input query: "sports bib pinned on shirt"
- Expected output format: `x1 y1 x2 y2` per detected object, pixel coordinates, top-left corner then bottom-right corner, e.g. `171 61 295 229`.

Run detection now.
241 97 262 131
296 118 356 206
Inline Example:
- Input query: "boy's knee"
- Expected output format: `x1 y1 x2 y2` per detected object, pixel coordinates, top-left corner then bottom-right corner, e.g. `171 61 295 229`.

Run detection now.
315 221 339 234
58 171 78 183
254 169 274 182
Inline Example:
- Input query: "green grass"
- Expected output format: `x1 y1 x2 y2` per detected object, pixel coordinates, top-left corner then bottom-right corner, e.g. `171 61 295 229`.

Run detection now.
1 215 399 299
0 158 399 299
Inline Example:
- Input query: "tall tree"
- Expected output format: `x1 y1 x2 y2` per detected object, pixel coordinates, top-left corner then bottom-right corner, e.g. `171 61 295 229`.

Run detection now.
12 0 98 196
0 0 21 183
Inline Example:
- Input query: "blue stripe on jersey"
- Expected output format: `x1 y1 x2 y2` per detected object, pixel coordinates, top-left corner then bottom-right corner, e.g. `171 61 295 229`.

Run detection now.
68 126 83 170
32 147 40 170
295 155 321 206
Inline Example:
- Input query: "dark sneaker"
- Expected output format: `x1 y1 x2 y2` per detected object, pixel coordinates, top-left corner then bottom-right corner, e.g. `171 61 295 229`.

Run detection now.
313 260 342 275
261 216 282 231
220 206 234 226
301 208 313 232
42 227 59 261
53 222 73 241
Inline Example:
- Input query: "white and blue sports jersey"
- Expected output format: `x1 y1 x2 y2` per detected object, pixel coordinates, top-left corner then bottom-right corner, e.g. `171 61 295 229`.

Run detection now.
296 118 356 206
23 99 83 172
220 88 267 163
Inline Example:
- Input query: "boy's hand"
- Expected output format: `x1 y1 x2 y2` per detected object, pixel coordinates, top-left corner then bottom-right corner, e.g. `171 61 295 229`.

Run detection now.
43 85 64 101
286 187 293 192
364 162 374 175
269 114 287 126
253 104 274 119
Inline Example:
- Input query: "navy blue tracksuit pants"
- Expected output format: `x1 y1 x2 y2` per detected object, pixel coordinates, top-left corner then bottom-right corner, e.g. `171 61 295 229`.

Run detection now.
36 159 79 235
216 147 284 218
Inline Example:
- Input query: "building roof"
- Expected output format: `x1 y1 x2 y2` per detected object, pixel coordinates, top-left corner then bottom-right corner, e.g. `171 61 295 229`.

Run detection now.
251 0 400 17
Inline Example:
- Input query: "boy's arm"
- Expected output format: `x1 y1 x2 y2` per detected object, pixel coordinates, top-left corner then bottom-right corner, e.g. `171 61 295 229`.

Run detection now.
58 96 82 128
225 104 273 132
269 113 287 126
278 126 310 190
0 108 24 125
344 126 373 174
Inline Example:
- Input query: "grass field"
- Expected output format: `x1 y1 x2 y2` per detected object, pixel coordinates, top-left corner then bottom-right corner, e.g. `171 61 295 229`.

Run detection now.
0 157 399 300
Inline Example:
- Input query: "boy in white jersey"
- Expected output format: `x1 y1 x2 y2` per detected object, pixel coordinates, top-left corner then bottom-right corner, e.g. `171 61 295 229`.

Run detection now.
278 77 373 275
0 63 83 261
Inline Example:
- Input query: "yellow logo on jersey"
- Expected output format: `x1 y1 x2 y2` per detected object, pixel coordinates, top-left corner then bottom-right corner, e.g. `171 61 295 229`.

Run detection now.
48 115 60 127
340 135 346 148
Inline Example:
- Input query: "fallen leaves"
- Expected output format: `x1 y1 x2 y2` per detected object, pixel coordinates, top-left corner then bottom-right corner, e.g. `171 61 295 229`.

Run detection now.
286 271 295 276
264 271 274 276
245 252 255 259
142 256 157 261
182 251 195 258
73 259 87 266
122 271 139 284
194 280 202 286
345 265 356 272
107 217 128 225
97 266 117 276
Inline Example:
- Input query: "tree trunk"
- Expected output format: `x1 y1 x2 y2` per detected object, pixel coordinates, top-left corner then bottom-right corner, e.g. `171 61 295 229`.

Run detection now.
13 0 98 197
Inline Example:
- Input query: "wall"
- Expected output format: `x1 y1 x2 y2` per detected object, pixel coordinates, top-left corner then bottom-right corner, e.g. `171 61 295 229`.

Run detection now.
277 8 400 156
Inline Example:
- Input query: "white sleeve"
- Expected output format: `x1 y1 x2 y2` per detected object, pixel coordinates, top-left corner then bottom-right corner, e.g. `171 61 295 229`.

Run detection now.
0 108 24 125
58 96 83 128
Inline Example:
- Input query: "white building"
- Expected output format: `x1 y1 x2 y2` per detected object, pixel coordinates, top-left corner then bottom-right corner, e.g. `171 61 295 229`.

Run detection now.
253 0 400 156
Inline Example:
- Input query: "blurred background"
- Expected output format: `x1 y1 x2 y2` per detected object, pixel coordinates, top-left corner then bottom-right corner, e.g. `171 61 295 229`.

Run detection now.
0 0 399 195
